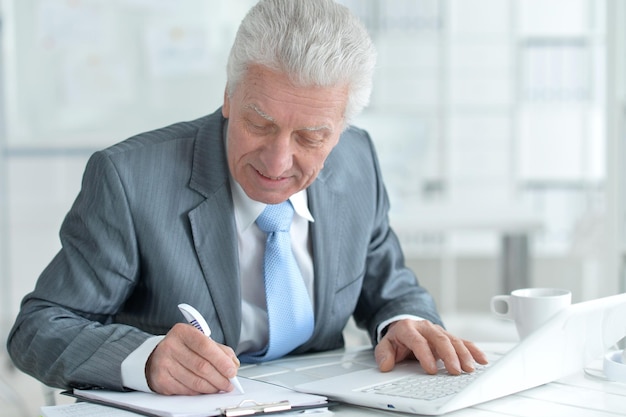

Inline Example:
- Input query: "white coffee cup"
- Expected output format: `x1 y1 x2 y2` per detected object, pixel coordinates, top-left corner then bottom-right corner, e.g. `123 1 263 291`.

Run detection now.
490 288 572 339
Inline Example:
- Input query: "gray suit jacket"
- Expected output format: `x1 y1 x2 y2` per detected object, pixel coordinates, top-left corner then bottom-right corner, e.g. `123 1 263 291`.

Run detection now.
7 108 441 390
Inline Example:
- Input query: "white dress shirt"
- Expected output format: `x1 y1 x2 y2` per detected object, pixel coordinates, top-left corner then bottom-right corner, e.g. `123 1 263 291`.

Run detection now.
230 180 315 354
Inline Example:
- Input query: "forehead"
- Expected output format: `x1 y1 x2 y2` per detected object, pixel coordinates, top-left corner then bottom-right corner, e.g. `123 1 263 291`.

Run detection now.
234 65 348 129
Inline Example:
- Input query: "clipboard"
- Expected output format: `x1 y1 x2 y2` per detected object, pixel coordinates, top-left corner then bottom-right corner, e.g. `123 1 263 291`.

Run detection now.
220 399 337 416
62 392 332 417
63 377 330 417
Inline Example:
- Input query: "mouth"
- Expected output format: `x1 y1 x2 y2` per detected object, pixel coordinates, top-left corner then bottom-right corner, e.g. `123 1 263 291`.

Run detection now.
256 169 286 181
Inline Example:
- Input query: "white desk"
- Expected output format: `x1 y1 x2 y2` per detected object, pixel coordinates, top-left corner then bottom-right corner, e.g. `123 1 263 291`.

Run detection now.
41 347 626 417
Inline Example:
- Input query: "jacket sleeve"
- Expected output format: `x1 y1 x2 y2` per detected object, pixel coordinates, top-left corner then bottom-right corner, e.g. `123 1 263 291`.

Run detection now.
6 151 151 390
351 129 443 343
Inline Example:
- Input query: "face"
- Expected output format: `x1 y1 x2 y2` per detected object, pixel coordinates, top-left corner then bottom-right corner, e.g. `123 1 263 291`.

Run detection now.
222 65 348 204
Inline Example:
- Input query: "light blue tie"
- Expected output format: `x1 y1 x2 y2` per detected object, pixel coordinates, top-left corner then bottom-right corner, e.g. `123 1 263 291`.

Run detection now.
240 201 315 363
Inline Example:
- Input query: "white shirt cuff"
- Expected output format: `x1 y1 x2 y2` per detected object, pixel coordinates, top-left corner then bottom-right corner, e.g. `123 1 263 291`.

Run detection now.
121 335 165 392
376 315 425 342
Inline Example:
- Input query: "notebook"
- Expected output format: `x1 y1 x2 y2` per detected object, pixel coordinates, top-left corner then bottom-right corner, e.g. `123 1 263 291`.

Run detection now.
240 293 626 415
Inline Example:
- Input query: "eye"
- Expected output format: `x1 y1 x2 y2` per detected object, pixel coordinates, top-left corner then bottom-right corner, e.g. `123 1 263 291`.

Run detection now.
245 118 272 135
296 132 326 148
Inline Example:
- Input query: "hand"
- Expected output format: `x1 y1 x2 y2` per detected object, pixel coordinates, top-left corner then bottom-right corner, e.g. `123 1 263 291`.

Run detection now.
145 323 240 395
374 319 488 375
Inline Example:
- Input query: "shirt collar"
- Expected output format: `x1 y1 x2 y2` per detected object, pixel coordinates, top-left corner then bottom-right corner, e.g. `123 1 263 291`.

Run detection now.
230 179 314 233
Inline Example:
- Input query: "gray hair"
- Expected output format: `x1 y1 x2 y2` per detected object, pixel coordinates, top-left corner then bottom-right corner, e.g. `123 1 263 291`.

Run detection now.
226 0 377 123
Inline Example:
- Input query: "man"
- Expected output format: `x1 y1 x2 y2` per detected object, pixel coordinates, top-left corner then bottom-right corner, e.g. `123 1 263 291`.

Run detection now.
7 0 487 396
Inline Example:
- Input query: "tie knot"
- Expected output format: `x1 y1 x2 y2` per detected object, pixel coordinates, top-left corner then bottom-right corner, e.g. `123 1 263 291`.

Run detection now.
256 201 294 233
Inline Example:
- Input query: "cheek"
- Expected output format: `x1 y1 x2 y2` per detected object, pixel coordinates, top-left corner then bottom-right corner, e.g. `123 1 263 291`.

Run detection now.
228 125 254 161
299 151 331 180
226 131 247 175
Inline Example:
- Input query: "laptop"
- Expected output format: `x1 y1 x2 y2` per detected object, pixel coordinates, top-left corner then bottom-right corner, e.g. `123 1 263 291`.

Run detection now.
239 293 626 415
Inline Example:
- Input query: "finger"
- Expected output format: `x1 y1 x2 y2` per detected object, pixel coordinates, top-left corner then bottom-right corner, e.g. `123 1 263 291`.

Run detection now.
428 332 468 375
435 332 490 373
182 343 232 392
430 329 489 374
215 344 241 380
225 346 241 367
177 324 236 373
375 322 417 372
171 357 226 395
179 325 237 392
464 340 489 365
444 335 475 373
411 322 453 375
374 337 397 372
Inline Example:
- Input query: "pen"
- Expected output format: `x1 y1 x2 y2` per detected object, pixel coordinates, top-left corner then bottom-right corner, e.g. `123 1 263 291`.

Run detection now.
177 303 245 394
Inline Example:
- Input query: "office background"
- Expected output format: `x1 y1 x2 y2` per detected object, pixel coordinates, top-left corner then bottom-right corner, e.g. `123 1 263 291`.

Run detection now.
0 0 625 415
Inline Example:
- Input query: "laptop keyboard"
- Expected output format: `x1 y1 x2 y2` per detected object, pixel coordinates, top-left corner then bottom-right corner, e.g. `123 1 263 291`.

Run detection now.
360 364 489 401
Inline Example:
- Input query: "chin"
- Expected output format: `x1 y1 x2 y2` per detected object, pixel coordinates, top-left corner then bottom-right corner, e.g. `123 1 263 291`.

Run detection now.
242 187 289 205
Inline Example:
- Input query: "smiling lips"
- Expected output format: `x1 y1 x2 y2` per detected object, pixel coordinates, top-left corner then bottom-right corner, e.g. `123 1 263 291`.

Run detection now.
256 168 288 182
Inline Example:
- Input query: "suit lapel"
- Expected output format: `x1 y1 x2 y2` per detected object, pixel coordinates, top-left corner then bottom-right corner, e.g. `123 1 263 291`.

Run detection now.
307 167 344 341
187 111 241 347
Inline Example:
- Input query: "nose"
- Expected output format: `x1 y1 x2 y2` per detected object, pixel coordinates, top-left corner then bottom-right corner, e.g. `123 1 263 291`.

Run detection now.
260 133 293 177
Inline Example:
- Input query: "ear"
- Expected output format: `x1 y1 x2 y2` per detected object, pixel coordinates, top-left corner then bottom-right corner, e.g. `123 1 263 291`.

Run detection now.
222 88 230 118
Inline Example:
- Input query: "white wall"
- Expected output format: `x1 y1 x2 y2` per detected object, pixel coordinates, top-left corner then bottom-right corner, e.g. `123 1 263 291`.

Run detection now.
1 0 623 338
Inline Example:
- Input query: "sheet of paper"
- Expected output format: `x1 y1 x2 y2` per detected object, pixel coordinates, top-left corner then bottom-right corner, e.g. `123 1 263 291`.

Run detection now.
72 377 327 417
41 401 142 417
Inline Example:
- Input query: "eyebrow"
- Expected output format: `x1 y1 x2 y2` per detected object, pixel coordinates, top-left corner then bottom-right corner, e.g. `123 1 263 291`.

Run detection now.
246 104 276 123
245 104 333 133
